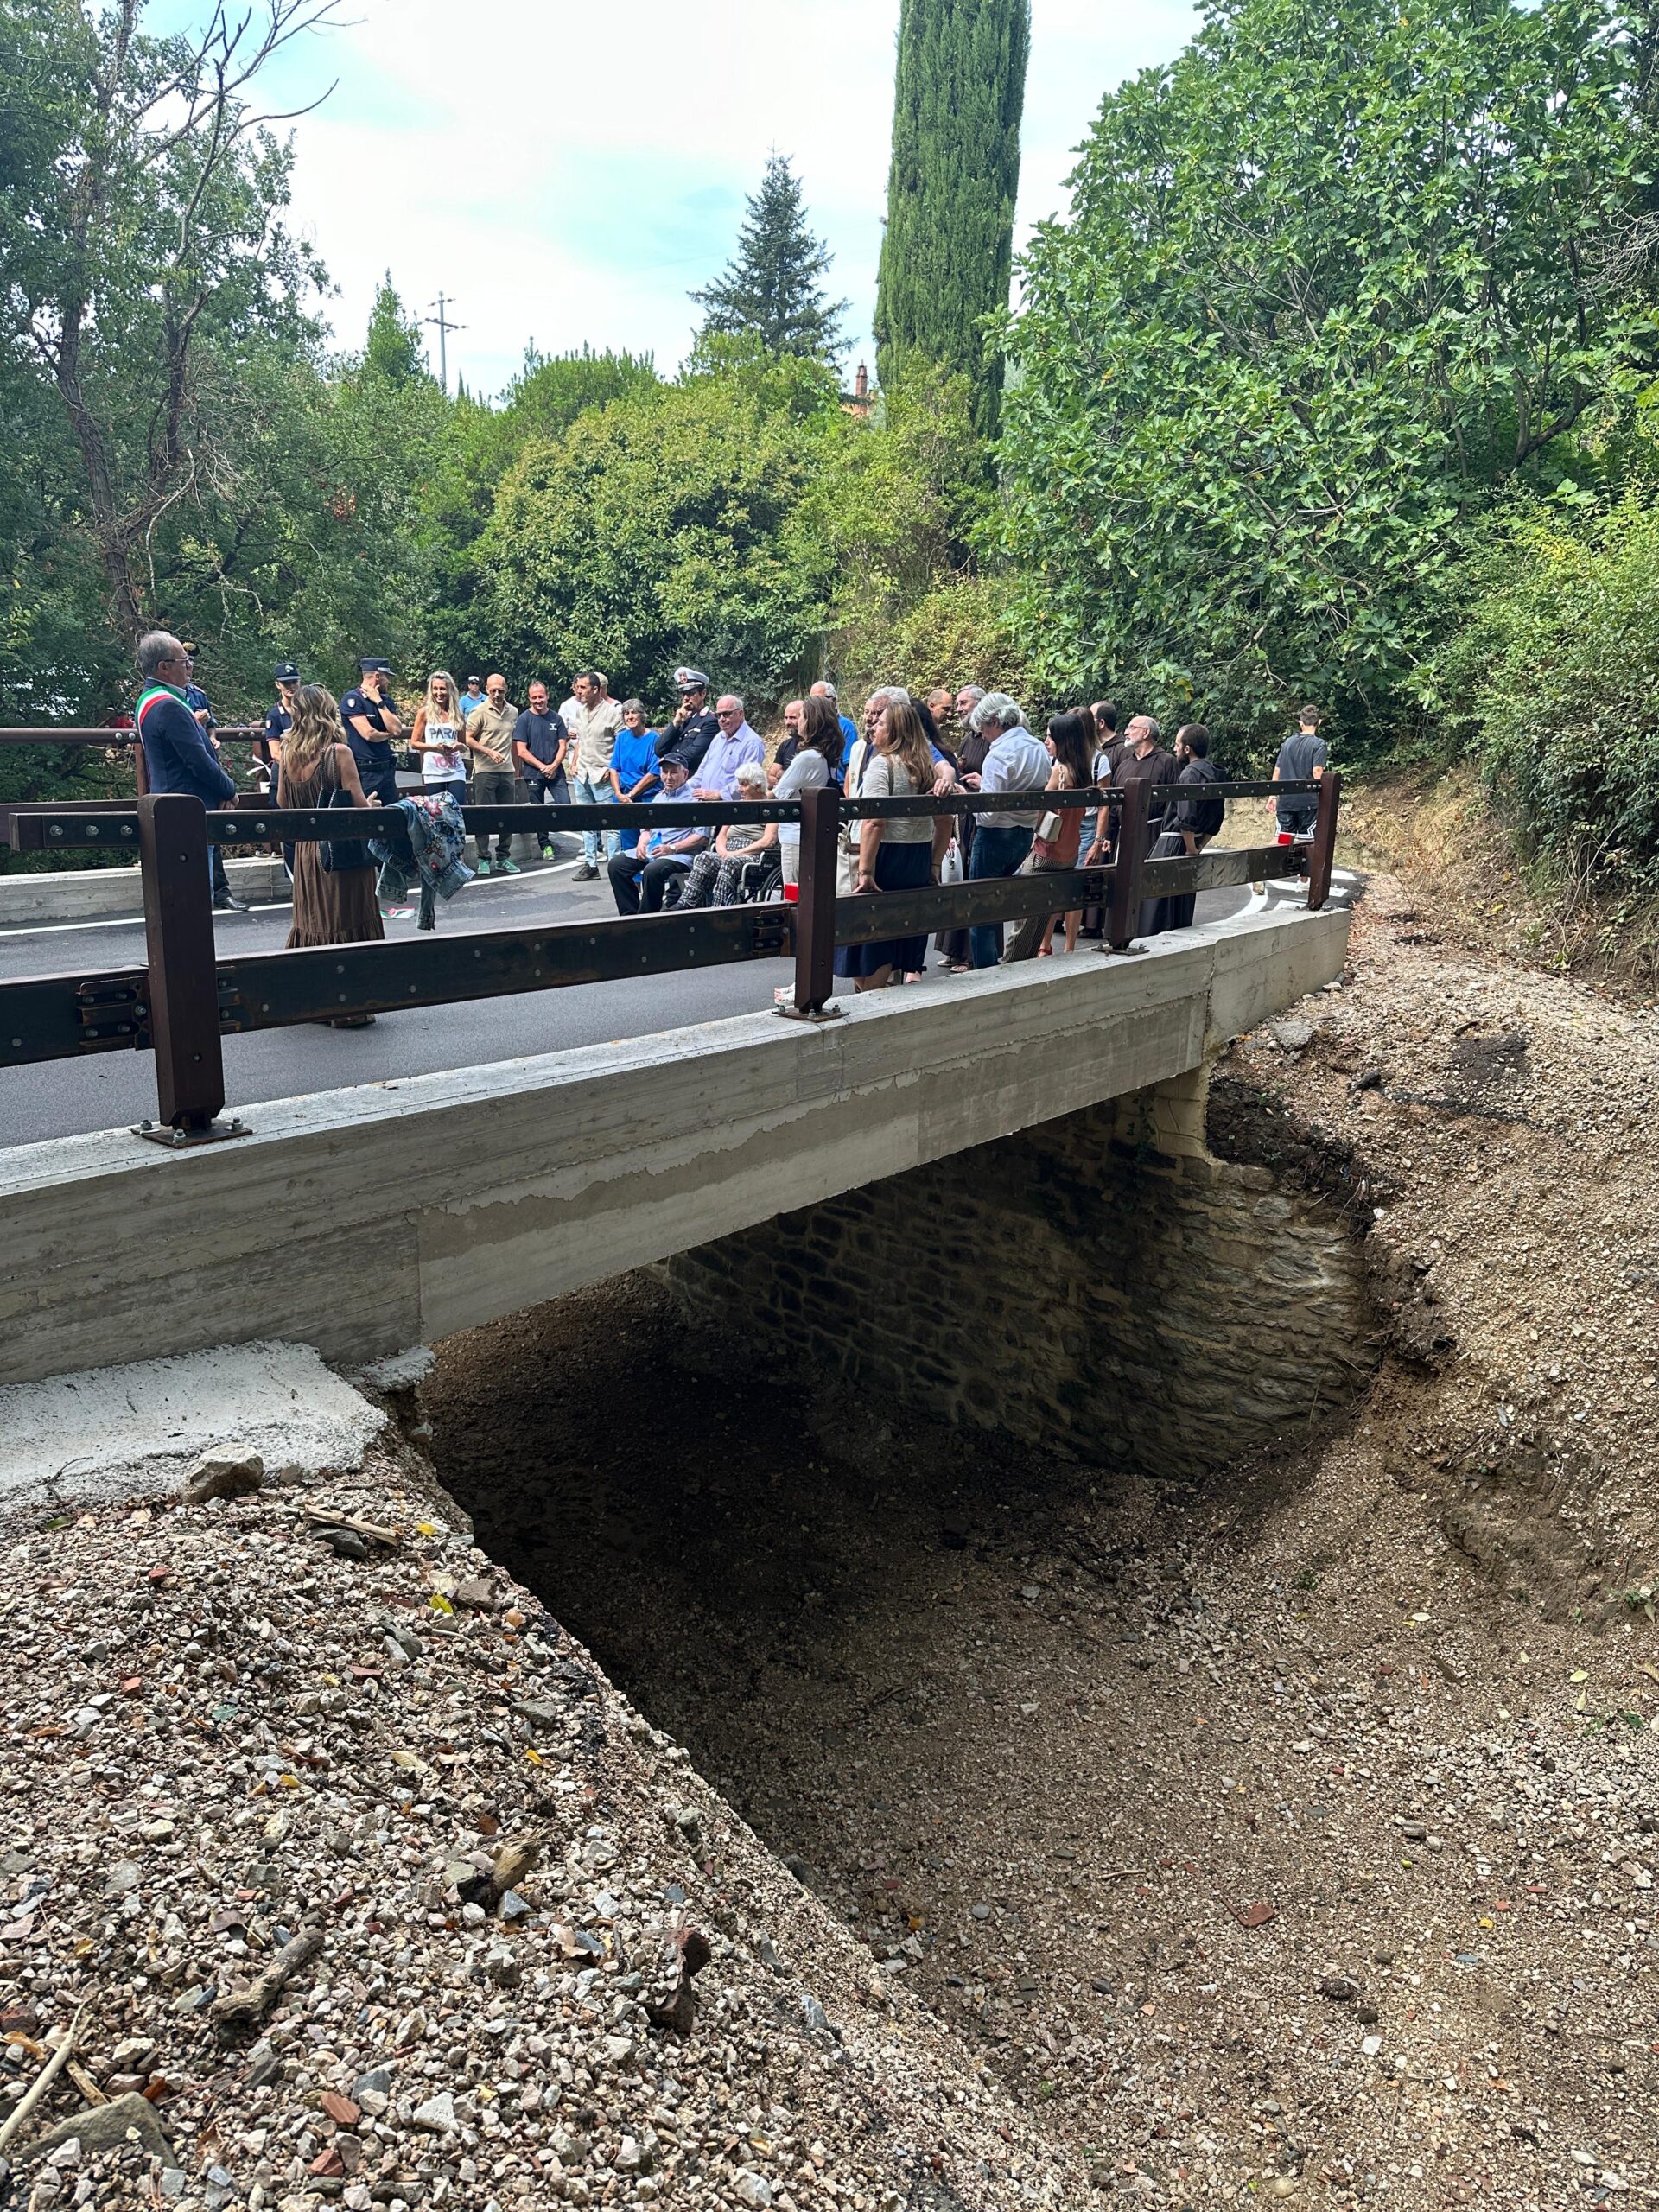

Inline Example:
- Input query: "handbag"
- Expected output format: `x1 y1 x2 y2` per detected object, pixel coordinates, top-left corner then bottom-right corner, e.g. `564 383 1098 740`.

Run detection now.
315 747 374 873
940 837 963 886
837 739 871 897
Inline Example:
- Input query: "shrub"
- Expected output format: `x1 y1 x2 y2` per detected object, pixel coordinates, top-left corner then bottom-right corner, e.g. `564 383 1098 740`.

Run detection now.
1434 496 1659 894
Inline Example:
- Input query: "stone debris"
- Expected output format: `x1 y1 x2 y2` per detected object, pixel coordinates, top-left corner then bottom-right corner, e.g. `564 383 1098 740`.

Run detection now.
180 1447 265 1507
0 1438 1072 2210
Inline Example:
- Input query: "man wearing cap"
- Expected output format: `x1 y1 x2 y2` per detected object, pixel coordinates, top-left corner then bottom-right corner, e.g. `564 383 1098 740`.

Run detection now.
340 659 404 809
657 668 721 779
259 664 299 791
566 670 624 880
181 645 248 912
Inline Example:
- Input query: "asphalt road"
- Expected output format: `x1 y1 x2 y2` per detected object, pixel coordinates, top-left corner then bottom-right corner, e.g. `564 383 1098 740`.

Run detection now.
0 858 1249 1147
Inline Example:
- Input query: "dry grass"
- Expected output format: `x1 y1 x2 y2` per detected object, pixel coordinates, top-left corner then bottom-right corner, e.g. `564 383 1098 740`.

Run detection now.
1214 762 1659 1000
1334 763 1659 1000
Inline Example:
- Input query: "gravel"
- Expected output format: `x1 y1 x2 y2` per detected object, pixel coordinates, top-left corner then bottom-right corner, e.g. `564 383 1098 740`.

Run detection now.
0 1429 1073 2209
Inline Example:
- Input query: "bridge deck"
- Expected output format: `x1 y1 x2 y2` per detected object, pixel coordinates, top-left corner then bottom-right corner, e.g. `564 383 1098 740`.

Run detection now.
0 903 1349 1391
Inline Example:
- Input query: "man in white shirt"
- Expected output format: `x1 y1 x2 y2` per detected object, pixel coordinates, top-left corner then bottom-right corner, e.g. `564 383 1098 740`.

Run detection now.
964 692 1049 969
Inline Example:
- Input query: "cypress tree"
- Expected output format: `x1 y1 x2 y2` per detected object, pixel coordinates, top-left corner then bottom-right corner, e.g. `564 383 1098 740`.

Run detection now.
691 153 849 363
874 0 1030 437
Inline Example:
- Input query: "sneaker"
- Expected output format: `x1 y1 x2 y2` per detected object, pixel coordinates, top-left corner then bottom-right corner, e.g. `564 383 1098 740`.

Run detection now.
538 845 556 861
475 859 492 876
382 905 414 920
572 861 598 881
500 858 521 875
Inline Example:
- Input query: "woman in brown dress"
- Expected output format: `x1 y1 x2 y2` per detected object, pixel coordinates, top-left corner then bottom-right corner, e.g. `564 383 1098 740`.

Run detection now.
277 687 384 1014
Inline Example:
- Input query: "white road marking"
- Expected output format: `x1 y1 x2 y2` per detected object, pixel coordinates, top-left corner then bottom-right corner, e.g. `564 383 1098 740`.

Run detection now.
0 856 588 944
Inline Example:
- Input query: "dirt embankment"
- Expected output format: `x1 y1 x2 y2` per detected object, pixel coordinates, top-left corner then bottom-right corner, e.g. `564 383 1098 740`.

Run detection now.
427 871 1659 2210
1329 766 1659 999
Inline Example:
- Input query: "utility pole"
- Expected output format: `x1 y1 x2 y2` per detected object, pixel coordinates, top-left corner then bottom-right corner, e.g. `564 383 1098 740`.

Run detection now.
423 294 467 394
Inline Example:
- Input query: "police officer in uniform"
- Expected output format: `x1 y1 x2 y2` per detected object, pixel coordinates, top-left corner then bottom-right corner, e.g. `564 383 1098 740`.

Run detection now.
339 658 404 807
258 663 299 791
656 666 720 778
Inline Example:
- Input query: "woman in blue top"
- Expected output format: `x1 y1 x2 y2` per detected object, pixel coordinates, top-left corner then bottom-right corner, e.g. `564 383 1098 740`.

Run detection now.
609 699 663 811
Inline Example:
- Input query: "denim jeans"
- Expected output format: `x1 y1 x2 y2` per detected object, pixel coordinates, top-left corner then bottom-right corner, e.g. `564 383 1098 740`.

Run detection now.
522 770 570 851
969 823 1034 969
570 772 619 864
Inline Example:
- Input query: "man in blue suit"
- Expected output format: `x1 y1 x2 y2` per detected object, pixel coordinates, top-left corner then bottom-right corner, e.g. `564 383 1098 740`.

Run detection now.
135 632 238 893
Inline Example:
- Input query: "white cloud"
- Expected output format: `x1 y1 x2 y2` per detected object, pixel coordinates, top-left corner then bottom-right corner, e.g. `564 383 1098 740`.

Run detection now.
272 0 1197 395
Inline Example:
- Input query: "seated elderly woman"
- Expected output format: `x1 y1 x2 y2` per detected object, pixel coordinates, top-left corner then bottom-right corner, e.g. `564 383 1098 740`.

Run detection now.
673 760 778 907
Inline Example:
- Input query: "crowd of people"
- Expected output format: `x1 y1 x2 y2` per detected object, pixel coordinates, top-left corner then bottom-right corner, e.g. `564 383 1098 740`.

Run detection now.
129 630 1331 998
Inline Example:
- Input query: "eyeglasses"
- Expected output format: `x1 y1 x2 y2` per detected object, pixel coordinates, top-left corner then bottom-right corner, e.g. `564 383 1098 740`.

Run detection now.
716 708 741 721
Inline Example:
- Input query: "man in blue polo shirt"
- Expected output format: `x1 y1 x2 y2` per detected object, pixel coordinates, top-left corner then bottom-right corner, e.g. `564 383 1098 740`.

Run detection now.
607 753 708 913
340 658 404 806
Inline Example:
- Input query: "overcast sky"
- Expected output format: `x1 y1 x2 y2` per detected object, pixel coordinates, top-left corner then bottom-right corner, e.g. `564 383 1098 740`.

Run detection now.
242 0 1198 398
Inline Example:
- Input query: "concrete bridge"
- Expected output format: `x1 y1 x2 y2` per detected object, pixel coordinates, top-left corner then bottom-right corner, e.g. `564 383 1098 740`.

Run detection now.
0 899 1352 1405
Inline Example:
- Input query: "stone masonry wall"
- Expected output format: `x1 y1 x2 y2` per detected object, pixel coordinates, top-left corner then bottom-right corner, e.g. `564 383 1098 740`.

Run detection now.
665 1065 1385 1474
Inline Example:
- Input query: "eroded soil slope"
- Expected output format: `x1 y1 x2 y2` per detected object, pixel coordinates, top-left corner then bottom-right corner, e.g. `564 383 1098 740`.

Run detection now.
429 877 1659 2209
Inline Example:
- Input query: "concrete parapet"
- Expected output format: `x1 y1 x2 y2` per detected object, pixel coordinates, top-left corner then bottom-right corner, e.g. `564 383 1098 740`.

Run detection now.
0 855 288 928
0 905 1349 1391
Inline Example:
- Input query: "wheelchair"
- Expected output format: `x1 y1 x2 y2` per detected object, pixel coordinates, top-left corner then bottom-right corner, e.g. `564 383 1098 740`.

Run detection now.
657 850 784 912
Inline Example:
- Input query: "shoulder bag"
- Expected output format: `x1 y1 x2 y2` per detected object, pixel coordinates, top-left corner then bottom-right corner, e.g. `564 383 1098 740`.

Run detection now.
316 747 375 874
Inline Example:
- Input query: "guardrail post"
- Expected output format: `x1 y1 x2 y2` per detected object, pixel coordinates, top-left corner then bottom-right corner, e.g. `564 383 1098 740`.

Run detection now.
1105 779 1150 951
779 785 842 1021
1306 770 1341 909
136 792 242 1146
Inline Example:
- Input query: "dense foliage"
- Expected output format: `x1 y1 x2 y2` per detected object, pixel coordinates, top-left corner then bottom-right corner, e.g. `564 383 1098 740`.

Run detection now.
875 0 1030 439
1432 493 1659 894
484 364 836 704
691 155 848 364
997 0 1658 754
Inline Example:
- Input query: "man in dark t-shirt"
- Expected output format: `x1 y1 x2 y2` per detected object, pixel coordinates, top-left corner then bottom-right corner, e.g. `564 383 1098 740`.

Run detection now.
339 658 403 806
1142 724 1225 936
512 681 569 859
1272 705 1328 833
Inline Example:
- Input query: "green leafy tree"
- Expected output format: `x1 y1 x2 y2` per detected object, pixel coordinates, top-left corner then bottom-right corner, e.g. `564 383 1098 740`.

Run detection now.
482 374 836 703
3 0 341 648
799 364 989 679
691 153 848 363
363 275 427 387
1432 488 1659 897
874 0 1030 438
423 346 659 679
995 0 1656 747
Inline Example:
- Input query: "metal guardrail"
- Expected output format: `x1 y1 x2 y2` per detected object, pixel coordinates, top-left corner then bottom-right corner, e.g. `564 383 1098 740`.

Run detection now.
0 772 1338 1146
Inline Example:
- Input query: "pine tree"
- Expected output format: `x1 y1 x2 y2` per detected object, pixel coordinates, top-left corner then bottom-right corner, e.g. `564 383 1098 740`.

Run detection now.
363 276 426 387
874 0 1030 438
691 153 849 363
